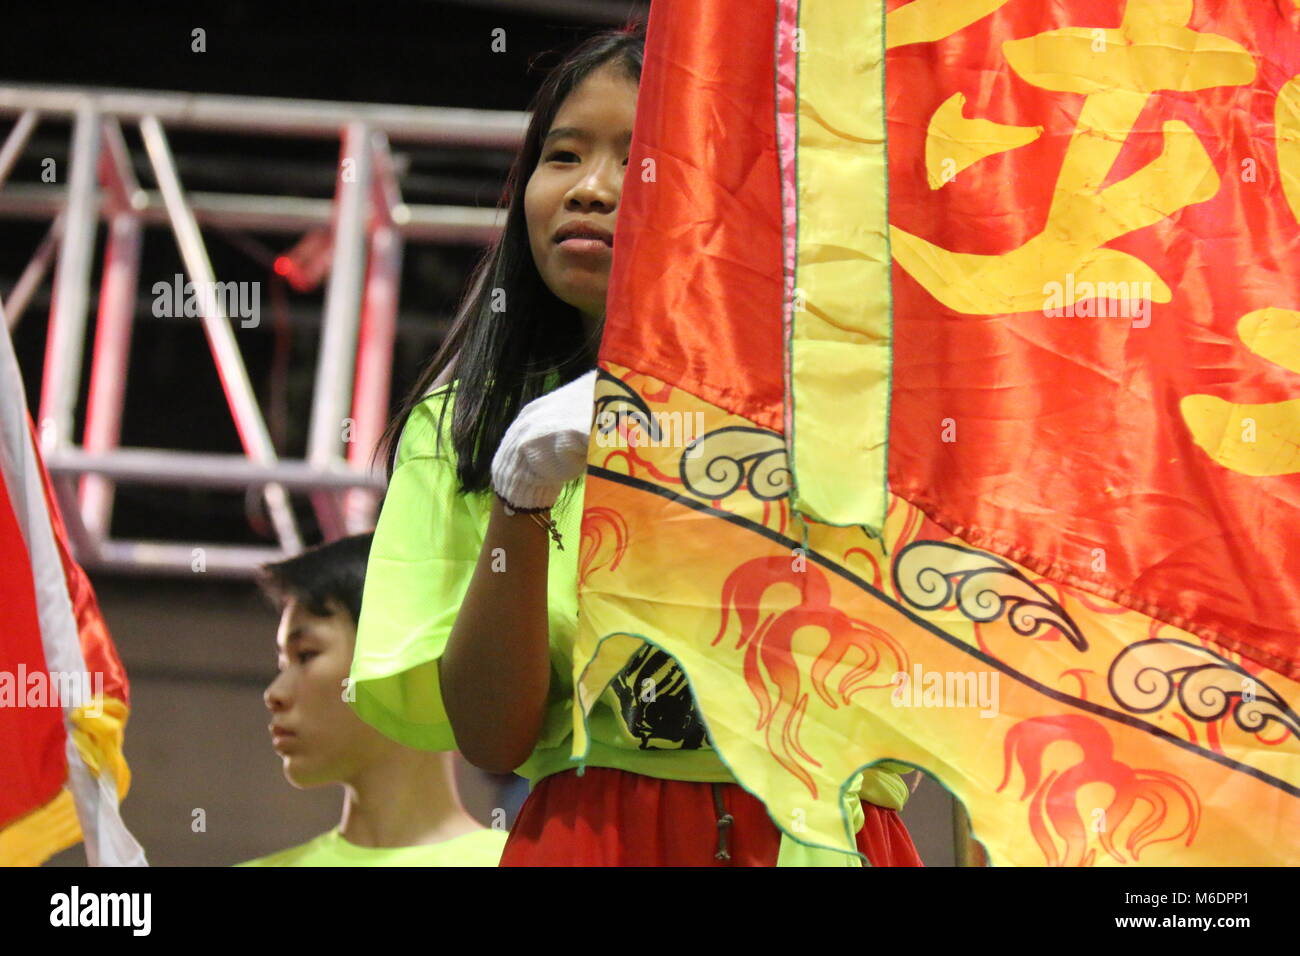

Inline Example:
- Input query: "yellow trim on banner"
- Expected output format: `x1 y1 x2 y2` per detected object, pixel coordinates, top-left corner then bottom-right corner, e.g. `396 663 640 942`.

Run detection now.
0 789 81 867
791 0 892 530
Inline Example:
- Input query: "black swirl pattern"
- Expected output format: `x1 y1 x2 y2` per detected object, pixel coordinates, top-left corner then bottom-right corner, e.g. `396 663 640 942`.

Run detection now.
593 367 663 444
1108 639 1300 739
893 541 1088 650
679 426 792 501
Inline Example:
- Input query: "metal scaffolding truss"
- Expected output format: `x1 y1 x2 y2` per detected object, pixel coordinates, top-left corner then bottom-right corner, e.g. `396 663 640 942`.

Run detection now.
0 84 524 576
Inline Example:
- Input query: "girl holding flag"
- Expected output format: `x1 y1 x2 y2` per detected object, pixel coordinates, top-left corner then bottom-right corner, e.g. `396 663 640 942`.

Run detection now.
349 22 923 867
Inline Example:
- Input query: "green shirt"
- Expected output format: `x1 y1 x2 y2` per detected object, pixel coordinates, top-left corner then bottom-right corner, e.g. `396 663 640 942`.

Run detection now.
350 385 910 809
237 827 507 867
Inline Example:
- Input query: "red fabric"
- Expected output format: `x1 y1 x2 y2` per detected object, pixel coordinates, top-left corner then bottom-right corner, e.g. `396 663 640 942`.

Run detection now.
887 0 1300 678
0 415 127 831
499 767 923 867
29 416 127 706
600 0 786 432
0 435 67 829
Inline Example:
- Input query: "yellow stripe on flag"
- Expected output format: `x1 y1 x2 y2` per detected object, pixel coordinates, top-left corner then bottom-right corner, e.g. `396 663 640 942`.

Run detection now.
790 0 892 531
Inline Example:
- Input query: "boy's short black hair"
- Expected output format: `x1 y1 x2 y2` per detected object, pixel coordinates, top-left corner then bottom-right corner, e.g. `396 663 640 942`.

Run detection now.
256 533 374 628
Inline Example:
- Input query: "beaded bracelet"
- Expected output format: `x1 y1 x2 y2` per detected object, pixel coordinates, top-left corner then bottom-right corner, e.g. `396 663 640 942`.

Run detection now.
496 493 564 550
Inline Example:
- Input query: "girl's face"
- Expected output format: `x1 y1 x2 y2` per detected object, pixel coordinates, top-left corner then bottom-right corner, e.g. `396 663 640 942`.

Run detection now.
524 61 638 333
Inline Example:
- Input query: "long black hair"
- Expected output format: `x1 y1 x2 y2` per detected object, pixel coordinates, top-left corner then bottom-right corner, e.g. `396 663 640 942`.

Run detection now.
378 23 647 493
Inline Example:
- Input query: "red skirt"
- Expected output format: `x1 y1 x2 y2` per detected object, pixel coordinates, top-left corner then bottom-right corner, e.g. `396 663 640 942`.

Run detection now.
499 766 923 867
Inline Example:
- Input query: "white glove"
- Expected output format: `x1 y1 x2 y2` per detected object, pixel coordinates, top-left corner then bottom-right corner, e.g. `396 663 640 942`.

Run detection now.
491 370 597 510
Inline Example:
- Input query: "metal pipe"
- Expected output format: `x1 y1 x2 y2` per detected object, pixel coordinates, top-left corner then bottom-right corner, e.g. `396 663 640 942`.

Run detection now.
308 123 373 539
0 184 504 241
17 282 450 337
49 473 101 564
79 210 141 541
0 83 528 147
0 109 39 190
3 210 63 330
345 138 404 531
38 107 100 452
80 118 145 542
89 540 289 579
370 130 402 227
139 114 302 553
97 117 142 211
46 447 385 491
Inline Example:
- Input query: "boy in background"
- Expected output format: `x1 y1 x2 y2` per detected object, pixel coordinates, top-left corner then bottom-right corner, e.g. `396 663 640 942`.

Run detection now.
239 534 507 866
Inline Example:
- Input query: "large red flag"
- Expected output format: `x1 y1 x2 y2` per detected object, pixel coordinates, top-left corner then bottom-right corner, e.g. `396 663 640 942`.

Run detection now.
573 0 1300 864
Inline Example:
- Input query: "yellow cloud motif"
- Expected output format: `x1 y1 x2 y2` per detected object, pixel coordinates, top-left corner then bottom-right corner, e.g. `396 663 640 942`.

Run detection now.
1181 309 1300 477
925 93 1042 189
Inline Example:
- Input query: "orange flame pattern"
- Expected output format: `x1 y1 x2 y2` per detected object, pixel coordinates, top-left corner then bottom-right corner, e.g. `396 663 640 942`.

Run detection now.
713 556 909 798
998 715 1201 866
579 507 630 588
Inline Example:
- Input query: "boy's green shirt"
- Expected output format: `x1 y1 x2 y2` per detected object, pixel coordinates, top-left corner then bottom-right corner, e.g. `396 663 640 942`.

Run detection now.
237 827 507 867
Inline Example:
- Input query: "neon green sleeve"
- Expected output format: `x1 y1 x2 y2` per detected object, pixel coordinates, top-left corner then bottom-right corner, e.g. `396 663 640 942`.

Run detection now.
349 388 486 751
